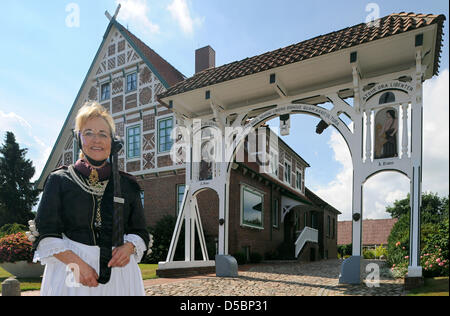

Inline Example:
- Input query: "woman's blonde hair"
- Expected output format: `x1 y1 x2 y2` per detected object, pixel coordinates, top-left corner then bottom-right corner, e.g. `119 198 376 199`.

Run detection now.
75 101 116 159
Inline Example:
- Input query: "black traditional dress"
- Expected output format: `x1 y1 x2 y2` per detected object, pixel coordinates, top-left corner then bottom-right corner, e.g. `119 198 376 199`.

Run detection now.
33 160 149 296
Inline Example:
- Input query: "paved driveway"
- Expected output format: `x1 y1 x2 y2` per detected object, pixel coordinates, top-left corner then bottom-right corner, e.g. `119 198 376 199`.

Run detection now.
145 259 405 296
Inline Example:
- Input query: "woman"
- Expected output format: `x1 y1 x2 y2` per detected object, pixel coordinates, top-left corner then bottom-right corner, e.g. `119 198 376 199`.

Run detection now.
381 109 398 158
32 101 150 296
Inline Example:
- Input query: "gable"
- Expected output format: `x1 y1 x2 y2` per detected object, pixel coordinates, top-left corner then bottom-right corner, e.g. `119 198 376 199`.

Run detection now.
36 20 183 189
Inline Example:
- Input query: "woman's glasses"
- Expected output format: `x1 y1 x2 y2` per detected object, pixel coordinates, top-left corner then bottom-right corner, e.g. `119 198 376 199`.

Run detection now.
82 130 111 141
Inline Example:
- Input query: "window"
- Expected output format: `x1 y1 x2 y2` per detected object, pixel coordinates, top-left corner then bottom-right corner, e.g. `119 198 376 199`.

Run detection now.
311 213 318 229
296 170 303 191
127 125 141 159
379 91 395 104
158 118 173 153
273 199 279 228
241 185 264 229
284 161 291 184
332 218 336 239
304 212 308 228
127 73 137 92
176 184 186 215
101 83 110 101
327 215 331 238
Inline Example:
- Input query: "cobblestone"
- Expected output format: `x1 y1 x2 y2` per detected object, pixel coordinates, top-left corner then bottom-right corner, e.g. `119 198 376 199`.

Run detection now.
145 259 405 296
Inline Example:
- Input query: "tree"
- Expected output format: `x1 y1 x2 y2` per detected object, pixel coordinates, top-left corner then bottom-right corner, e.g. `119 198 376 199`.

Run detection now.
386 192 449 223
0 132 40 227
387 193 449 277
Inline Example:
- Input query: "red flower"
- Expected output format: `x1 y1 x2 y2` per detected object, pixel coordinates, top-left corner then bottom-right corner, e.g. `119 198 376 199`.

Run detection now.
0 232 33 263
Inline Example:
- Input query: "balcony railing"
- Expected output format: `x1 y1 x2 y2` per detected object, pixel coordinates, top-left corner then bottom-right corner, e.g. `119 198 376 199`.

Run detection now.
295 227 318 258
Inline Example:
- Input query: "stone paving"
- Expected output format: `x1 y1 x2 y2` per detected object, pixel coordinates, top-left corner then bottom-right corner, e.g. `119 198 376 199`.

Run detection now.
145 259 405 296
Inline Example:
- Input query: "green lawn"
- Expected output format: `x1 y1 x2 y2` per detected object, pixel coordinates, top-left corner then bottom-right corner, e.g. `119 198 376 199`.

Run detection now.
407 277 449 296
0 264 158 293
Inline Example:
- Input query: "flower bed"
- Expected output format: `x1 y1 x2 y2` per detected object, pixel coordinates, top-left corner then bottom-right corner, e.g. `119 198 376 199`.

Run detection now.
0 232 33 263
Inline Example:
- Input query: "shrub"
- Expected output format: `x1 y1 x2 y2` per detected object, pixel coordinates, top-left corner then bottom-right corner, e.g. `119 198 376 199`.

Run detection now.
338 243 352 258
363 249 375 259
142 215 178 264
387 214 449 278
374 245 387 259
0 232 33 263
0 223 27 239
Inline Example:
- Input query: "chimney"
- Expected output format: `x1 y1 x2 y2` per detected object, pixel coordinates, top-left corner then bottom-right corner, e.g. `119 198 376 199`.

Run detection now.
195 46 215 74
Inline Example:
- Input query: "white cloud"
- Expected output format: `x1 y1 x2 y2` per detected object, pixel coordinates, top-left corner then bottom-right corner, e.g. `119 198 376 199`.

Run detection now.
116 0 160 35
311 69 449 221
167 0 203 35
0 109 52 182
422 69 449 195
313 128 353 220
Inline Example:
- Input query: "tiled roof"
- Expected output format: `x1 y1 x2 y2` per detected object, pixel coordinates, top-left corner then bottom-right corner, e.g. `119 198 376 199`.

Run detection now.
337 218 398 246
159 12 445 99
113 20 186 88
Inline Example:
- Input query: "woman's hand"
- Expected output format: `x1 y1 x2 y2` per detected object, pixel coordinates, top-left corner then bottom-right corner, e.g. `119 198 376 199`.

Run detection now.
54 250 99 287
77 261 99 287
108 243 135 268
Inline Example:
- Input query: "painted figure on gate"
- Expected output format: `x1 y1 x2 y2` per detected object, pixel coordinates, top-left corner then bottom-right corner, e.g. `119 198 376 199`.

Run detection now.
375 107 398 159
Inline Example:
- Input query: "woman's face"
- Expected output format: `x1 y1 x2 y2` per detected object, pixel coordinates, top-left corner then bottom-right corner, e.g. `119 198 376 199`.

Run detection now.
80 116 112 162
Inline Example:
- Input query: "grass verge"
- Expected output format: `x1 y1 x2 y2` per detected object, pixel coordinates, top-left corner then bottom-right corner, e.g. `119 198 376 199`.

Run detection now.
0 264 158 293
407 277 449 296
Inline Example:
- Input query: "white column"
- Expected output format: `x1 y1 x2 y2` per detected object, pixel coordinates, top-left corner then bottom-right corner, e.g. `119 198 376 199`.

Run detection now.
365 110 372 162
402 103 409 158
184 195 192 261
184 120 194 262
408 49 424 277
352 177 363 256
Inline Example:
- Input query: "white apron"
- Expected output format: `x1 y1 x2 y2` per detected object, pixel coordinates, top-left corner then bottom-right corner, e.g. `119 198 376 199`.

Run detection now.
34 234 146 296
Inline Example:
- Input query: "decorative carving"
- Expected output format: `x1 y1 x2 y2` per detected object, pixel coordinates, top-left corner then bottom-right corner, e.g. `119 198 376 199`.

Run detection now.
117 54 125 67
140 67 152 85
118 40 125 52
139 87 152 106
108 58 116 70
64 152 73 166
112 95 123 114
143 133 155 151
143 152 155 170
112 77 123 95
153 83 165 101
143 115 155 131
88 86 98 101
108 44 116 57
115 122 124 137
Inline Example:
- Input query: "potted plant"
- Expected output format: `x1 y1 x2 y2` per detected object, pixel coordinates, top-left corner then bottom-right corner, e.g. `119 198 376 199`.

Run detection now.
0 232 44 278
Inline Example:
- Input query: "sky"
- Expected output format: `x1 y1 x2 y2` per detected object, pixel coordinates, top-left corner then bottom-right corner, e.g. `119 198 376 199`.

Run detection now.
0 0 448 221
